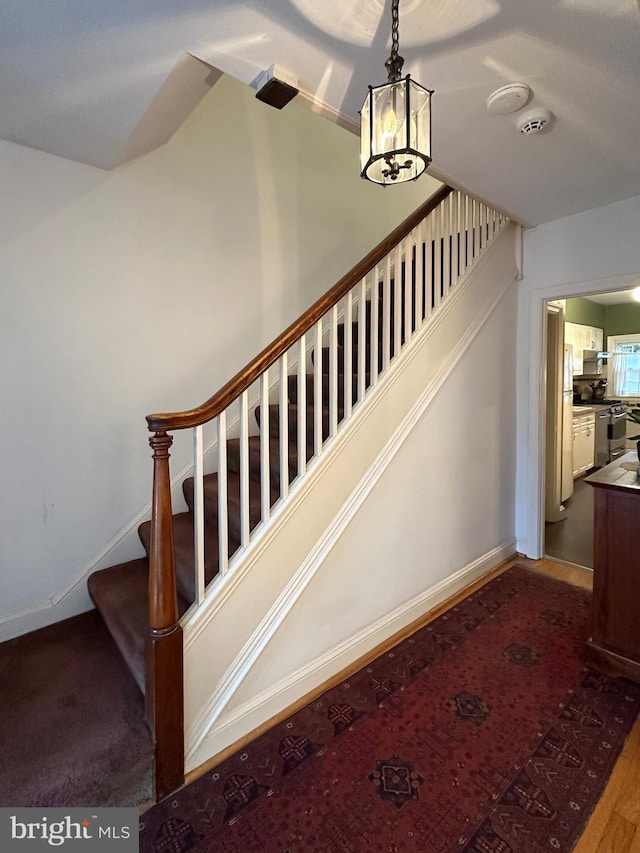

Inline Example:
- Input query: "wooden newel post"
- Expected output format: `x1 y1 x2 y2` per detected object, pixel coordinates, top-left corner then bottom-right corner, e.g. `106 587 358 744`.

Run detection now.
146 430 184 802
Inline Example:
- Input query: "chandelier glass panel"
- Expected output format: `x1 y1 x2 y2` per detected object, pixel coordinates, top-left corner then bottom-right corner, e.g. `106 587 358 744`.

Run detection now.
360 0 432 185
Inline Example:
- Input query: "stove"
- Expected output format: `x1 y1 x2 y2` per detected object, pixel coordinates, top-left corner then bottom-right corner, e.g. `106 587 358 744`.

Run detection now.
590 403 628 465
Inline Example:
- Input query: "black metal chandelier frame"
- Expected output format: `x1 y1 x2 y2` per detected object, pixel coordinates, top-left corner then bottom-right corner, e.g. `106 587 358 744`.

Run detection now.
360 0 433 186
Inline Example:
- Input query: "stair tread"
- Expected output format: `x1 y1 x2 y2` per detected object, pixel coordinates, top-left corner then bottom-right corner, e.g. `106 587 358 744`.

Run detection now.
87 558 150 694
139 512 236 606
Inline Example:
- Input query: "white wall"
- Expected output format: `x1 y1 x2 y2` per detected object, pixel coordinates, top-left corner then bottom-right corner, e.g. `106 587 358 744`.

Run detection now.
515 195 640 558
0 73 443 640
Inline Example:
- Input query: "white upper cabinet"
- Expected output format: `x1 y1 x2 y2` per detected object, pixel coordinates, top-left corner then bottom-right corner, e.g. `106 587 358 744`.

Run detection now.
565 322 604 375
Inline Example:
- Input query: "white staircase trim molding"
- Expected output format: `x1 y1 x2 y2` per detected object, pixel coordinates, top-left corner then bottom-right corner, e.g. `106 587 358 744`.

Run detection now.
183 224 518 771
189 539 516 769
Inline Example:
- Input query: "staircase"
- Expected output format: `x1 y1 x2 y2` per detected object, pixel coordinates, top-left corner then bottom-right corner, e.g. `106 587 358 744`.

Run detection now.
86 185 510 801
88 302 387 680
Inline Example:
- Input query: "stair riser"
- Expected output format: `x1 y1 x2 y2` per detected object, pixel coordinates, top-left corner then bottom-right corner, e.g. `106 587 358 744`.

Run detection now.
183 473 279 542
287 373 369 407
255 404 344 443
226 437 313 491
138 514 235 606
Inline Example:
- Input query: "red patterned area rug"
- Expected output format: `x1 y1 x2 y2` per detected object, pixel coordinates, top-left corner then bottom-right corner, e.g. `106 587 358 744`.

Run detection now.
140 566 640 853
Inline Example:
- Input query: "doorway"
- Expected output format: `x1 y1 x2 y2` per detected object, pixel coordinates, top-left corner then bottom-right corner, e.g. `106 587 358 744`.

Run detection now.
542 302 595 568
541 288 635 569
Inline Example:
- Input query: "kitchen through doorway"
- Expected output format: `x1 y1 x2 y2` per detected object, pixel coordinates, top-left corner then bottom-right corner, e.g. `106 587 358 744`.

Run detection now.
543 302 595 569
543 288 637 569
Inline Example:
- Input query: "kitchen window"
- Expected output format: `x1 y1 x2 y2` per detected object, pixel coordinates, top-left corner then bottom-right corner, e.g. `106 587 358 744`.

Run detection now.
608 334 640 398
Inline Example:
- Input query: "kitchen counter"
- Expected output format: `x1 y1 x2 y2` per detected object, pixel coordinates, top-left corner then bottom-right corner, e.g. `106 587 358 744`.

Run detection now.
585 451 640 492
572 402 612 413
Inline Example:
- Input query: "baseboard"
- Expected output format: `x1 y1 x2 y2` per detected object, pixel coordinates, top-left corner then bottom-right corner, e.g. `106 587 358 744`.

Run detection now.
185 539 516 770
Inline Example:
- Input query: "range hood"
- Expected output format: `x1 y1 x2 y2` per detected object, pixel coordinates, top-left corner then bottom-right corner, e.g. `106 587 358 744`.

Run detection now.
578 349 606 376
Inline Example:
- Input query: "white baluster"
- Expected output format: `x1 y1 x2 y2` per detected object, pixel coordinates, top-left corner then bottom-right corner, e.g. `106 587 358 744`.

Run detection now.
279 352 289 500
239 390 250 548
424 212 433 322
449 191 458 289
415 220 424 330
260 368 270 523
371 269 380 387
217 411 228 576
297 335 307 478
382 254 391 372
433 201 442 312
472 197 478 260
344 292 353 420
314 320 322 457
456 190 464 278
404 236 412 344
481 200 486 250
358 277 367 402
193 424 205 605
329 304 338 438
442 194 451 298
465 194 471 271
394 243 402 357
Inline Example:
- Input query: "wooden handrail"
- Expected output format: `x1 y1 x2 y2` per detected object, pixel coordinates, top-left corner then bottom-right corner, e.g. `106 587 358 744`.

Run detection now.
146 184 452 433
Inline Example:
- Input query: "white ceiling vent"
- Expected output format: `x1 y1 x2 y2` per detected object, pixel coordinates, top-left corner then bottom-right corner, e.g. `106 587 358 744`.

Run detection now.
486 83 531 115
517 107 552 135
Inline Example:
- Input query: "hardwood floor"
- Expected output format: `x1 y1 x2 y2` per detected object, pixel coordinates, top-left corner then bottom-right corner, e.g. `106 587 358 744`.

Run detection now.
513 557 640 853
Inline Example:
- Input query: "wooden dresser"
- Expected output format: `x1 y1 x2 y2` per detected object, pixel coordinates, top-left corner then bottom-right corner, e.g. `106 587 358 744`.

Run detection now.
585 451 640 682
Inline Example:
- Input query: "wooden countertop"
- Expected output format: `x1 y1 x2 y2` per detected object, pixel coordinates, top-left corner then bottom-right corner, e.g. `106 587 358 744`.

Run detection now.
585 452 640 492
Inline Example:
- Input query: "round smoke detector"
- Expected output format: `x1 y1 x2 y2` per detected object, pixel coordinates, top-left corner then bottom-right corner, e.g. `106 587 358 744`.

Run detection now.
486 82 531 115
517 107 552 135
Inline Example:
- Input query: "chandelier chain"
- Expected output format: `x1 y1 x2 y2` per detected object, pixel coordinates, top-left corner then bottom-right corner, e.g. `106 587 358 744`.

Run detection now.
385 0 404 82
390 0 400 62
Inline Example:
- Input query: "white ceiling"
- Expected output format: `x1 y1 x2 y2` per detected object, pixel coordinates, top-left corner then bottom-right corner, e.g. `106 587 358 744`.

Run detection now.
3 0 640 226
584 290 640 306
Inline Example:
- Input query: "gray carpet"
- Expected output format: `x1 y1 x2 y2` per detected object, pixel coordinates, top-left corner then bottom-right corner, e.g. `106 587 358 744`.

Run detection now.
0 609 153 807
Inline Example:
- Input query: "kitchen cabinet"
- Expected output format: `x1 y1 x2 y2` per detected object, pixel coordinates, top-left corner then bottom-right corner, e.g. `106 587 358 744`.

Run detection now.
585 453 640 683
572 411 595 476
565 323 604 375
584 326 604 352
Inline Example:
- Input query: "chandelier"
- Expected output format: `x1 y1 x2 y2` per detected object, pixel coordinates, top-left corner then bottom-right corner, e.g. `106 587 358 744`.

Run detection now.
360 0 432 185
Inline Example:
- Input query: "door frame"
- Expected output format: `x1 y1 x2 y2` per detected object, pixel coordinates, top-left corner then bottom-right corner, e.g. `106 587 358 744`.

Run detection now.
519 271 639 560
